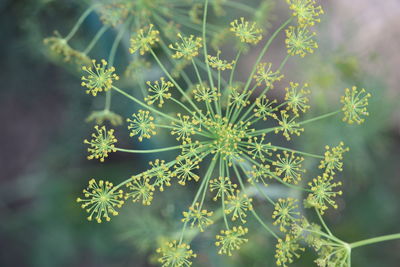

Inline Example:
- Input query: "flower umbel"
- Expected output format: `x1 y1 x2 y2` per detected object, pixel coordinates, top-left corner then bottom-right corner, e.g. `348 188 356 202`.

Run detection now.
81 59 119 96
127 110 156 142
275 234 304 266
306 173 343 214
224 190 253 223
129 24 160 55
157 240 197 267
319 142 349 175
273 110 304 140
286 0 324 27
341 86 371 125
285 26 318 57
215 226 249 256
285 82 311 115
253 62 284 88
84 125 117 162
125 176 155 206
182 202 213 232
272 198 300 232
273 151 305 184
208 50 235 71
145 78 174 107
230 17 263 45
77 179 124 223
169 33 203 60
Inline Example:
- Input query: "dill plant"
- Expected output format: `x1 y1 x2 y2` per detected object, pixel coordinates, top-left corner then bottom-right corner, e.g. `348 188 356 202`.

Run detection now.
44 0 400 266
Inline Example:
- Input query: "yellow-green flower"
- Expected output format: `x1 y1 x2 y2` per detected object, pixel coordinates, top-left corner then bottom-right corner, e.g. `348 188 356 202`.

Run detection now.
171 114 200 141
253 96 277 120
224 190 253 223
273 151 305 184
341 86 371 125
230 17 263 45
146 159 172 192
77 179 124 223
209 177 237 201
129 24 160 55
319 142 349 174
84 125 117 162
246 134 276 162
157 240 197 267
208 50 235 71
145 78 173 107
169 33 202 60
182 202 213 232
253 62 284 88
125 176 155 206
173 158 200 186
215 226 249 256
44 33 91 66
247 164 271 185
272 198 300 232
286 0 324 27
193 84 219 103
275 234 305 266
285 26 318 57
273 111 304 140
81 59 119 96
285 82 311 115
306 173 342 214
127 110 156 142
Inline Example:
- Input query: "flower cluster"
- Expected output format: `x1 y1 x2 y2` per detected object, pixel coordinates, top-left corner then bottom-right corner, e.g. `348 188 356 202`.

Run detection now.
341 86 371 124
81 59 119 96
169 34 203 60
157 240 197 267
230 17 263 45
130 24 160 55
215 226 249 256
84 125 117 162
76 179 124 223
74 2 374 266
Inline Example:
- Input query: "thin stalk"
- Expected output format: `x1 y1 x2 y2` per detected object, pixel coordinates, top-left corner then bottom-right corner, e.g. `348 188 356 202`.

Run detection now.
299 110 341 126
115 145 182 154
350 233 400 249
83 25 109 54
65 5 97 41
315 207 333 236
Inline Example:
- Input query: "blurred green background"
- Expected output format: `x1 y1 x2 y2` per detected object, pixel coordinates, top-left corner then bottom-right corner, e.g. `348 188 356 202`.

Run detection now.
1 0 399 266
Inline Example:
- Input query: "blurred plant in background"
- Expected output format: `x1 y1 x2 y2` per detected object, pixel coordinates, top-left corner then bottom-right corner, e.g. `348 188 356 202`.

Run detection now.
1 0 399 267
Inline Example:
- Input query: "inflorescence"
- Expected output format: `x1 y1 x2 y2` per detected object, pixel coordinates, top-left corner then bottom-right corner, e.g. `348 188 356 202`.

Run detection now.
72 0 373 266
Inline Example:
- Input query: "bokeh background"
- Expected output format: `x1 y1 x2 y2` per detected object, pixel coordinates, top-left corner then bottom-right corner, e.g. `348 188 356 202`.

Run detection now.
1 0 399 266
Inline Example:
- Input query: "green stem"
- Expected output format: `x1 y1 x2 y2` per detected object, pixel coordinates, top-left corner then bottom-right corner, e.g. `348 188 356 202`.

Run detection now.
83 25 108 54
315 207 333 236
65 5 97 41
272 145 324 159
253 183 275 206
298 110 341 126
202 0 215 90
115 145 182 154
350 233 400 249
104 20 130 111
